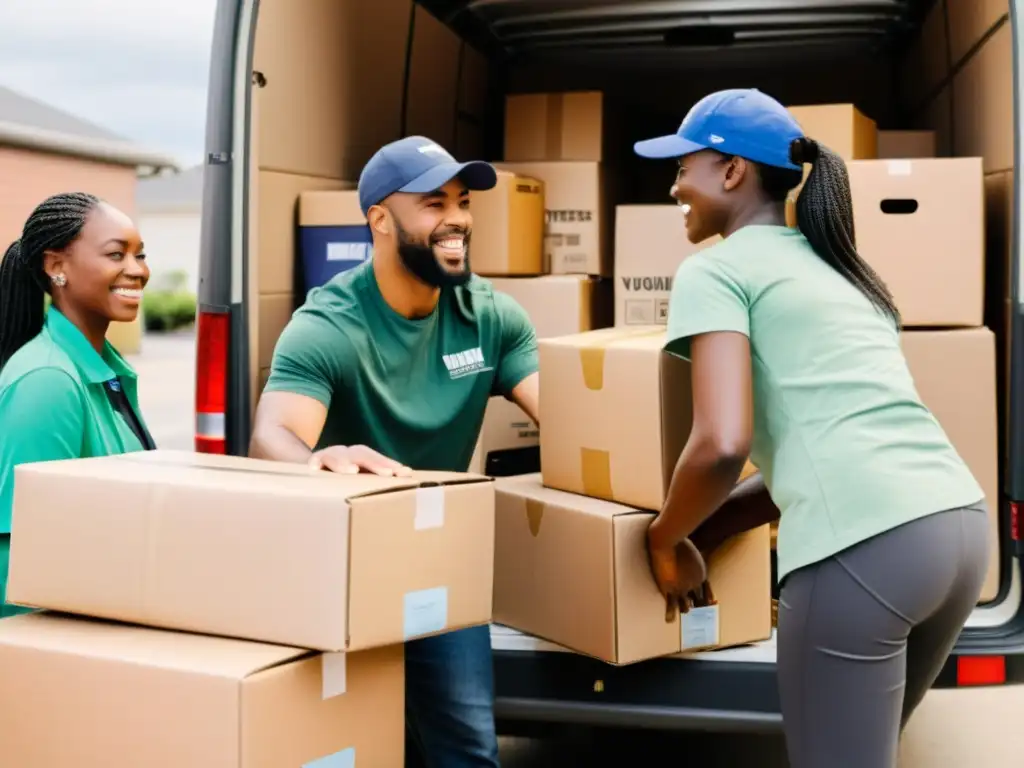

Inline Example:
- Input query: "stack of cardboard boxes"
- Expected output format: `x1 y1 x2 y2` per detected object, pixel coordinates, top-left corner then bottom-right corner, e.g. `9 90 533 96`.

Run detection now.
492 329 771 664
468 91 618 474
0 450 497 765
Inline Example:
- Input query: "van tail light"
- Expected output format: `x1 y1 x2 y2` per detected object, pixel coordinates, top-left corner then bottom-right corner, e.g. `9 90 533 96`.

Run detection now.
1011 501 1021 541
957 655 1006 686
195 309 229 454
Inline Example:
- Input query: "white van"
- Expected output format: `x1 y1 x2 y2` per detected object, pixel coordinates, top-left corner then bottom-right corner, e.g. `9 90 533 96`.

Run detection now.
195 0 1024 736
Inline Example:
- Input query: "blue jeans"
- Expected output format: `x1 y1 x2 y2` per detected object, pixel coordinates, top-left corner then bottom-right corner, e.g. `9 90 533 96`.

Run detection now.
405 624 500 767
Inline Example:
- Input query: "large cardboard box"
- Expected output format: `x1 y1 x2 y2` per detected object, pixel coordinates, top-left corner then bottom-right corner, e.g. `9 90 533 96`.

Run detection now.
901 328 1000 602
8 450 495 652
786 103 878 160
496 161 610 276
297 190 372 290
468 275 613 475
847 157 984 327
877 129 937 158
504 91 605 162
614 205 720 326
470 170 545 276
0 612 404 767
494 474 771 664
539 326 690 510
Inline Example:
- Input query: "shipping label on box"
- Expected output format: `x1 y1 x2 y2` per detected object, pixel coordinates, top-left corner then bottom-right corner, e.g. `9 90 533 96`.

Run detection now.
471 170 545 276
846 157 984 327
496 161 609 276
0 612 405 767
504 91 605 163
8 450 495 653
493 474 772 664
538 326 692 511
613 205 720 326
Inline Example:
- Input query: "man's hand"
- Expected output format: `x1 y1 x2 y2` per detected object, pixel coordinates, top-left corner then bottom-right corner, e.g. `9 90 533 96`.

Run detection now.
648 522 709 619
309 444 412 477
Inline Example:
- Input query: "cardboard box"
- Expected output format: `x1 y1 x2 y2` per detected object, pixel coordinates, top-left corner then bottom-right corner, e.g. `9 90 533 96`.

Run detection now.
493 474 772 664
878 130 937 158
0 612 404 767
539 326 689 510
496 161 610 276
298 191 372 289
613 205 720 326
787 103 878 160
847 157 984 327
901 328 1000 602
504 91 604 162
8 450 495 652
469 275 613 475
470 170 545 276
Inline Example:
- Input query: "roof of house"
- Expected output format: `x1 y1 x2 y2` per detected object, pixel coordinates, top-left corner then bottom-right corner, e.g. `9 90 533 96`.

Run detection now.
0 85 180 173
137 164 204 213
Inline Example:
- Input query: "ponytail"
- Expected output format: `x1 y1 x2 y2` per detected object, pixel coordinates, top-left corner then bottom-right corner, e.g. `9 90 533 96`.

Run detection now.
0 191 100 370
0 240 44 370
789 137 901 327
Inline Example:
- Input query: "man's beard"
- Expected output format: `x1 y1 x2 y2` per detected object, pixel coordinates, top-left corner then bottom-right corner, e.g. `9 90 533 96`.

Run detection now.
394 219 473 288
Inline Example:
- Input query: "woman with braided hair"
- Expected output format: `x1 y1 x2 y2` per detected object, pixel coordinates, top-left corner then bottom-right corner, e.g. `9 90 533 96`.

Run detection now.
0 192 155 615
634 89 988 767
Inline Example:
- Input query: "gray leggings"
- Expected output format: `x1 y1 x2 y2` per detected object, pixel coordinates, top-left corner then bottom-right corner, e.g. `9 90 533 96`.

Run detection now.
777 503 990 768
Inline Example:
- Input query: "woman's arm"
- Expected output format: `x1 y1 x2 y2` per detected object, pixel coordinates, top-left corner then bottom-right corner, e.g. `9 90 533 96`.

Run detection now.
648 330 755 551
689 471 780 558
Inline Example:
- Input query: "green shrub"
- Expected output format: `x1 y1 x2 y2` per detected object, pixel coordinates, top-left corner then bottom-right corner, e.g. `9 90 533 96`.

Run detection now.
142 290 197 332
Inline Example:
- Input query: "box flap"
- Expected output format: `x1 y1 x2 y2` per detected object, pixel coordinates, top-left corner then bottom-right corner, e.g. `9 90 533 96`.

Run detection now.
0 613 310 679
495 473 648 521
17 450 490 502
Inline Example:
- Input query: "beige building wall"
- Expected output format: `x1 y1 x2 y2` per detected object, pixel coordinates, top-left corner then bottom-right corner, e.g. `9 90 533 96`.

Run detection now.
0 146 142 353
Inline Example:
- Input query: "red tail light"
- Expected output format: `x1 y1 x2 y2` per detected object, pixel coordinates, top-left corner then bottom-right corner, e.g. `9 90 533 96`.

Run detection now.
956 655 1006 686
195 310 229 454
1011 501 1021 541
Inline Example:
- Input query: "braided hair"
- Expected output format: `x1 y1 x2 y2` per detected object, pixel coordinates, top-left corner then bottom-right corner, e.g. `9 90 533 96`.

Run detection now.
0 192 100 369
787 137 901 326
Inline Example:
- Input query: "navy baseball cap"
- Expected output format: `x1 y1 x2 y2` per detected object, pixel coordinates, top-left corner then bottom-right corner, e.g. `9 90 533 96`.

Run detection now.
634 89 805 171
357 136 498 215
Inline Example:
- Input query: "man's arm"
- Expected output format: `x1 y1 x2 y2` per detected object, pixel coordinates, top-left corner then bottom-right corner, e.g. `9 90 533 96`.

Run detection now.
248 312 409 476
493 290 540 422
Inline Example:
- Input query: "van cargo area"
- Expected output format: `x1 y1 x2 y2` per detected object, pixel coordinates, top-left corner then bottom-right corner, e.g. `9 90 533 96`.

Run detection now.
197 0 1024 735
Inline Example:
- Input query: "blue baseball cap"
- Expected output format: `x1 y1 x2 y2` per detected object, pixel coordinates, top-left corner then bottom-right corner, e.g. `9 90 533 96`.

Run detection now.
634 89 805 171
357 136 498 215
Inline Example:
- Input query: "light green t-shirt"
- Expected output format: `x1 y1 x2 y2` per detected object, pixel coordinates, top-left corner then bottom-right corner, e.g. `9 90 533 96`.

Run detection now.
264 259 538 473
665 225 984 581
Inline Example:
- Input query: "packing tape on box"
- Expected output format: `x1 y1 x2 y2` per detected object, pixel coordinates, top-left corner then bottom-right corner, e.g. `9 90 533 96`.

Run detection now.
545 93 563 160
321 652 347 699
525 498 545 537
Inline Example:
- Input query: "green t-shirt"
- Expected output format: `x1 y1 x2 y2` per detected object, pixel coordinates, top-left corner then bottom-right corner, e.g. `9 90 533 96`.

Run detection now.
665 225 984 582
264 260 539 472
0 308 151 535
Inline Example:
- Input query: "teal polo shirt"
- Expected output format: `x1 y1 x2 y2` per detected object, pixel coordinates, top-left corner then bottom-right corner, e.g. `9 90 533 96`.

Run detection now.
0 309 153 611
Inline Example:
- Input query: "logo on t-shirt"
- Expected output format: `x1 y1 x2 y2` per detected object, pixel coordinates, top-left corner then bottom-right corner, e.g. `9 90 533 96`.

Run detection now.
443 347 492 380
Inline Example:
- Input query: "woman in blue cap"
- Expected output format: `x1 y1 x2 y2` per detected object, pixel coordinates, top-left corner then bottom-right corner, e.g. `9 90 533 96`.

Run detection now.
635 88 989 767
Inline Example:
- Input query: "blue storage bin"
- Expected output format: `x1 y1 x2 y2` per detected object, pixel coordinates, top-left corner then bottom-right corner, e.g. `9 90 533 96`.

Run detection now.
298 191 373 293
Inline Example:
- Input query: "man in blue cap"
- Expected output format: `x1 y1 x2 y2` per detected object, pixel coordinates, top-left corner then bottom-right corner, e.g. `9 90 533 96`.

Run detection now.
250 136 540 767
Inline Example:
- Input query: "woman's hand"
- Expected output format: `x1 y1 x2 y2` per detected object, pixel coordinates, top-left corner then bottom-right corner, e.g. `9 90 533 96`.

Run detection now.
648 520 709 619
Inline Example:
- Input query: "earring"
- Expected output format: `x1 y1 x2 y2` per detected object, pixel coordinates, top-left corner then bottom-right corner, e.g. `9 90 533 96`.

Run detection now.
51 273 67 288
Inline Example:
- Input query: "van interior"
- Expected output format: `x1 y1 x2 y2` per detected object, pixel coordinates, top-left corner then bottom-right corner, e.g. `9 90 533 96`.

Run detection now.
243 0 1015 603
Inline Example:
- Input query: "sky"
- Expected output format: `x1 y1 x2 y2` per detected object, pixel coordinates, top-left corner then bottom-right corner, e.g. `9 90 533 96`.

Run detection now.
0 0 217 168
